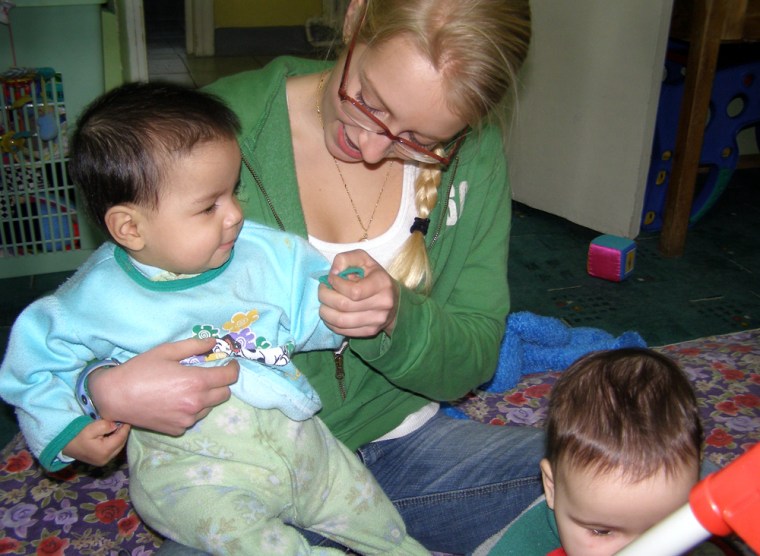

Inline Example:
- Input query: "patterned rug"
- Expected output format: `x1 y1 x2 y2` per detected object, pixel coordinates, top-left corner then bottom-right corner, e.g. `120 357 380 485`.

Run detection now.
0 329 758 555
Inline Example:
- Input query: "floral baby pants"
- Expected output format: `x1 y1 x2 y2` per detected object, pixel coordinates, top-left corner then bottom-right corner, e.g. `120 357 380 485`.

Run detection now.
127 396 427 555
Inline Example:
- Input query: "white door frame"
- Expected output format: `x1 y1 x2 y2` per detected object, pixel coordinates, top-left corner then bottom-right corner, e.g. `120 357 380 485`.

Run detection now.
121 0 214 83
120 0 148 82
185 0 215 56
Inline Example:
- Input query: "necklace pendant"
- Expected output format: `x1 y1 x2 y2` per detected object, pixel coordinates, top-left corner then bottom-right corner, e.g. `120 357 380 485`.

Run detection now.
360 233 369 242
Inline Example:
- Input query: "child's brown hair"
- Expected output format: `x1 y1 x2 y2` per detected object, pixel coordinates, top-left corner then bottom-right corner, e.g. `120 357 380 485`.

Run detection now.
545 347 702 483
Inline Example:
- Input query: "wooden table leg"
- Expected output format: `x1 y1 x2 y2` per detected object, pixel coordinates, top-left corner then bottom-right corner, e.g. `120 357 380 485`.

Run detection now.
658 0 731 257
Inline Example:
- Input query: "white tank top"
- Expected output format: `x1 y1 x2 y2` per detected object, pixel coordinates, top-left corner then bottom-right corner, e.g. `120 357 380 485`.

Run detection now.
308 163 418 267
308 162 440 442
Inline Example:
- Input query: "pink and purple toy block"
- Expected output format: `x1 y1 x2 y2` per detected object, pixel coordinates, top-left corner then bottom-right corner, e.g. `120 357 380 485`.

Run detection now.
587 234 636 282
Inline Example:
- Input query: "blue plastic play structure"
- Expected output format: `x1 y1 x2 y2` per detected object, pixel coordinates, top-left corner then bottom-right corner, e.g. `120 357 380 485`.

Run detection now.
641 41 760 232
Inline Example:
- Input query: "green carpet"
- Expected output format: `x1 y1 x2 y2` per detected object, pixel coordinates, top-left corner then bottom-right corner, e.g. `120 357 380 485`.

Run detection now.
509 167 759 346
0 169 758 447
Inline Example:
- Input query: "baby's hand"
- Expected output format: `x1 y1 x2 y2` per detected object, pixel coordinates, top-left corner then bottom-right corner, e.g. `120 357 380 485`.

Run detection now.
318 266 365 288
62 420 131 467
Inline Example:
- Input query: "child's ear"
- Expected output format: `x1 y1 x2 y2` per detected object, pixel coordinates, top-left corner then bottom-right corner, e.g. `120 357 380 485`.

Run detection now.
540 458 556 509
105 205 145 251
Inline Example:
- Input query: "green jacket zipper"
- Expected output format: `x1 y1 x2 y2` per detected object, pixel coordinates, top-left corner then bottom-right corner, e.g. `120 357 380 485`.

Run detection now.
333 340 349 400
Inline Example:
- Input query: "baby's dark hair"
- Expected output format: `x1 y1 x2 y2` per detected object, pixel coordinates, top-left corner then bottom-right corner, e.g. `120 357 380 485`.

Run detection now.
545 347 702 483
69 81 241 236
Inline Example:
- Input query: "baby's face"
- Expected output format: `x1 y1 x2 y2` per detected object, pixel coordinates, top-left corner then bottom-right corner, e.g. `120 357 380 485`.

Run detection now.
133 138 243 275
541 458 698 556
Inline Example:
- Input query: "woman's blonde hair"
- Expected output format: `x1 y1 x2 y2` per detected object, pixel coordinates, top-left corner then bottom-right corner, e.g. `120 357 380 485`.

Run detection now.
349 0 531 291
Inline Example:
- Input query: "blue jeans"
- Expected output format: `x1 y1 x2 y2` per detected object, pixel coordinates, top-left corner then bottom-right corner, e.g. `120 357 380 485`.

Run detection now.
155 409 545 555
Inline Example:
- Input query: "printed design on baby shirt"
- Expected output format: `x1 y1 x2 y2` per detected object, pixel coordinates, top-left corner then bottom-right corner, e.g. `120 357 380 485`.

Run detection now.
181 309 296 368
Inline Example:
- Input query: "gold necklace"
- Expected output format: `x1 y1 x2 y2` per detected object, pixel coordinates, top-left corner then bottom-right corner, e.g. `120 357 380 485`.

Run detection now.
315 72 394 241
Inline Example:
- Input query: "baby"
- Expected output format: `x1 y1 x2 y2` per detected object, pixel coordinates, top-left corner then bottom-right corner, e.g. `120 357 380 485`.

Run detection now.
482 347 702 556
0 82 427 555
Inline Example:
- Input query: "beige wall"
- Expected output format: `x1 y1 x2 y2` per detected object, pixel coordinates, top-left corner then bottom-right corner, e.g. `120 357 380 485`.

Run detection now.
214 0 321 28
508 0 675 239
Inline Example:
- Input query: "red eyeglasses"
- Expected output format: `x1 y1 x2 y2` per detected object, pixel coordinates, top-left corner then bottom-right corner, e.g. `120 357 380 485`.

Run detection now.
337 22 466 167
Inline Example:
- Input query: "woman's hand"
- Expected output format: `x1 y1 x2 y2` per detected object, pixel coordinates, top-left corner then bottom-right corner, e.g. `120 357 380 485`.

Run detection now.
319 250 400 337
88 338 240 436
63 420 131 467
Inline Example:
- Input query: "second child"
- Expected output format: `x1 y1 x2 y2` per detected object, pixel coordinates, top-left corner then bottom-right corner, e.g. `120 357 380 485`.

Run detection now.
480 348 703 556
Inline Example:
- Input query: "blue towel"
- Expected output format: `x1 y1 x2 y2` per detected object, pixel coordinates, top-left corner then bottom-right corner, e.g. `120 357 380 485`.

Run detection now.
443 312 646 419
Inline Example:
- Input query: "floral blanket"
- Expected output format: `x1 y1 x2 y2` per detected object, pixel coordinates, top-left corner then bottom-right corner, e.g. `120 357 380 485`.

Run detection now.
1 329 758 555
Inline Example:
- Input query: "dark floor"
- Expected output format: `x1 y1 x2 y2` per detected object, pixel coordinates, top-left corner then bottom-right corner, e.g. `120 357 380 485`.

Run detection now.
509 167 759 347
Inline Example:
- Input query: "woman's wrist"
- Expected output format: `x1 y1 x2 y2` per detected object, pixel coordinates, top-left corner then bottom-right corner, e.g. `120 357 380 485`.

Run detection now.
382 280 403 336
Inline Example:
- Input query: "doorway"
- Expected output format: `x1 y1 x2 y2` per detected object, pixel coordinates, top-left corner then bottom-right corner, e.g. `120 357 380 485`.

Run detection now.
144 0 185 51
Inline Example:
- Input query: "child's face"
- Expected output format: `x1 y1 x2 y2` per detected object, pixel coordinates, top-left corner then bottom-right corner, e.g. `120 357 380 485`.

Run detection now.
541 457 698 556
135 138 243 274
